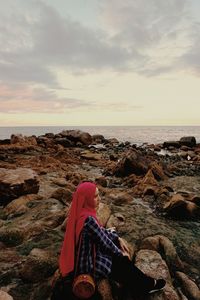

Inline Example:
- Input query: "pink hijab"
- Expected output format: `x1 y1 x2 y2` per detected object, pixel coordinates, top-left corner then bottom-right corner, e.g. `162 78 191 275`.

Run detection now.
59 182 98 277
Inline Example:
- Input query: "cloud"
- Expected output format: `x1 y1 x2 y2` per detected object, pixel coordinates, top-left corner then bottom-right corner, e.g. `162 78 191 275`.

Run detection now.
0 0 199 101
0 84 139 113
98 0 199 76
0 0 132 88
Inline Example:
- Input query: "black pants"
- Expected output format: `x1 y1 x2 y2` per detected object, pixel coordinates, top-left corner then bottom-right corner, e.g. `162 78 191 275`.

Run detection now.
110 255 154 297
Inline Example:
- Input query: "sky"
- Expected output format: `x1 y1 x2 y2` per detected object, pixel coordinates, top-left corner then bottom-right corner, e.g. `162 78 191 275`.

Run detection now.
0 0 200 126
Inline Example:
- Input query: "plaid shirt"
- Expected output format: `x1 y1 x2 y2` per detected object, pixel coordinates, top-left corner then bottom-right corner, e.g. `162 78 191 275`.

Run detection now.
77 216 122 280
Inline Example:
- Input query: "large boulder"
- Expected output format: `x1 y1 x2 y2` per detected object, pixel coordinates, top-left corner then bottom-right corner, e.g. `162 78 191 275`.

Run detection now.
176 271 200 300
163 194 200 219
10 134 37 146
20 248 57 283
113 150 149 177
0 168 39 206
179 136 196 148
59 130 92 145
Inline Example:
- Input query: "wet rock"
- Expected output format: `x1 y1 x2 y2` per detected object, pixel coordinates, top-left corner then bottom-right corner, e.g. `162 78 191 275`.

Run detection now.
113 150 149 177
176 271 200 300
179 137 196 148
0 168 39 206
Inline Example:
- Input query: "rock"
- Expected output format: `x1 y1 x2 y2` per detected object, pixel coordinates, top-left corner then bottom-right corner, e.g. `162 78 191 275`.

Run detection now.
179 137 196 148
80 150 102 160
51 178 68 187
108 192 133 205
20 248 58 283
51 188 72 204
113 150 149 177
140 235 183 272
132 170 159 196
92 134 105 144
54 137 73 147
163 141 180 149
163 194 200 219
95 176 108 187
149 162 167 181
10 134 37 146
97 203 111 226
0 168 39 206
176 271 200 300
0 291 13 300
0 228 24 247
60 130 92 145
97 278 114 300
149 284 180 300
106 213 125 231
4 194 41 217
135 249 171 283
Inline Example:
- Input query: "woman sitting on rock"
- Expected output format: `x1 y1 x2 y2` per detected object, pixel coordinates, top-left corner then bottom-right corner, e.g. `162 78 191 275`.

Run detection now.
57 181 166 299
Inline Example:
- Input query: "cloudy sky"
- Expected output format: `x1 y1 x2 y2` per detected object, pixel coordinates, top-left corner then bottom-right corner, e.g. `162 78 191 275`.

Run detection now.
0 0 200 126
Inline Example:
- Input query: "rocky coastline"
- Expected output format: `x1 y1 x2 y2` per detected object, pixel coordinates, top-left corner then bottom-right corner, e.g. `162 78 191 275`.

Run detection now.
0 130 200 300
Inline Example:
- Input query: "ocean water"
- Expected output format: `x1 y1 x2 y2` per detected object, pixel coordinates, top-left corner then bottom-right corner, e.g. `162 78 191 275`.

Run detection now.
0 126 199 145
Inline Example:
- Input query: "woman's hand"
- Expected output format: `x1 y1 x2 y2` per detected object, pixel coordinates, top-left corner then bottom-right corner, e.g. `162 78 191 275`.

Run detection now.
107 227 116 233
118 237 131 260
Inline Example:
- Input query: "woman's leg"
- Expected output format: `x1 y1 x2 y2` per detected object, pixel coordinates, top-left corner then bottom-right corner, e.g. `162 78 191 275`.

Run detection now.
110 255 155 296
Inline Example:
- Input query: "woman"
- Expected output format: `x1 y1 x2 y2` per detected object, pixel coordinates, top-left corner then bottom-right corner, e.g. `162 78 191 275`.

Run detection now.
58 182 166 299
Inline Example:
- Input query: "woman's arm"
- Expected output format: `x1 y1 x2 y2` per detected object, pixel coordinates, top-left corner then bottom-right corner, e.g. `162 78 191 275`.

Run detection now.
84 216 122 256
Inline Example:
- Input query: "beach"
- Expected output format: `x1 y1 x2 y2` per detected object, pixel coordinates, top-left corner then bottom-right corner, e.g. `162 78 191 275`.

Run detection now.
0 129 200 299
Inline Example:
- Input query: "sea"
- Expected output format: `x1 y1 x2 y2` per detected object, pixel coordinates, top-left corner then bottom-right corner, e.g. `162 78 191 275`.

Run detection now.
0 126 200 145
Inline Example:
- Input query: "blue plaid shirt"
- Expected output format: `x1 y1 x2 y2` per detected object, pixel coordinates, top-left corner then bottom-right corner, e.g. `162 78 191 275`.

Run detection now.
77 216 122 280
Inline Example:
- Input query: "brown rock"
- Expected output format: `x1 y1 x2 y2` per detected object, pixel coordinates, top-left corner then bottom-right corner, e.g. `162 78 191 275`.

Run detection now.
4 194 41 216
60 130 92 145
149 162 167 181
20 248 57 283
176 271 200 300
51 188 72 204
95 176 108 187
97 278 114 300
0 168 39 206
0 291 13 300
135 249 171 283
113 150 149 177
10 134 37 146
140 235 183 272
163 194 200 219
97 203 111 226
108 192 133 205
80 150 102 160
106 213 125 231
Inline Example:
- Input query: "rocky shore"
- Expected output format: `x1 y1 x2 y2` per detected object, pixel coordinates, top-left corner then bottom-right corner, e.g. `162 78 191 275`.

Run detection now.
0 130 200 300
